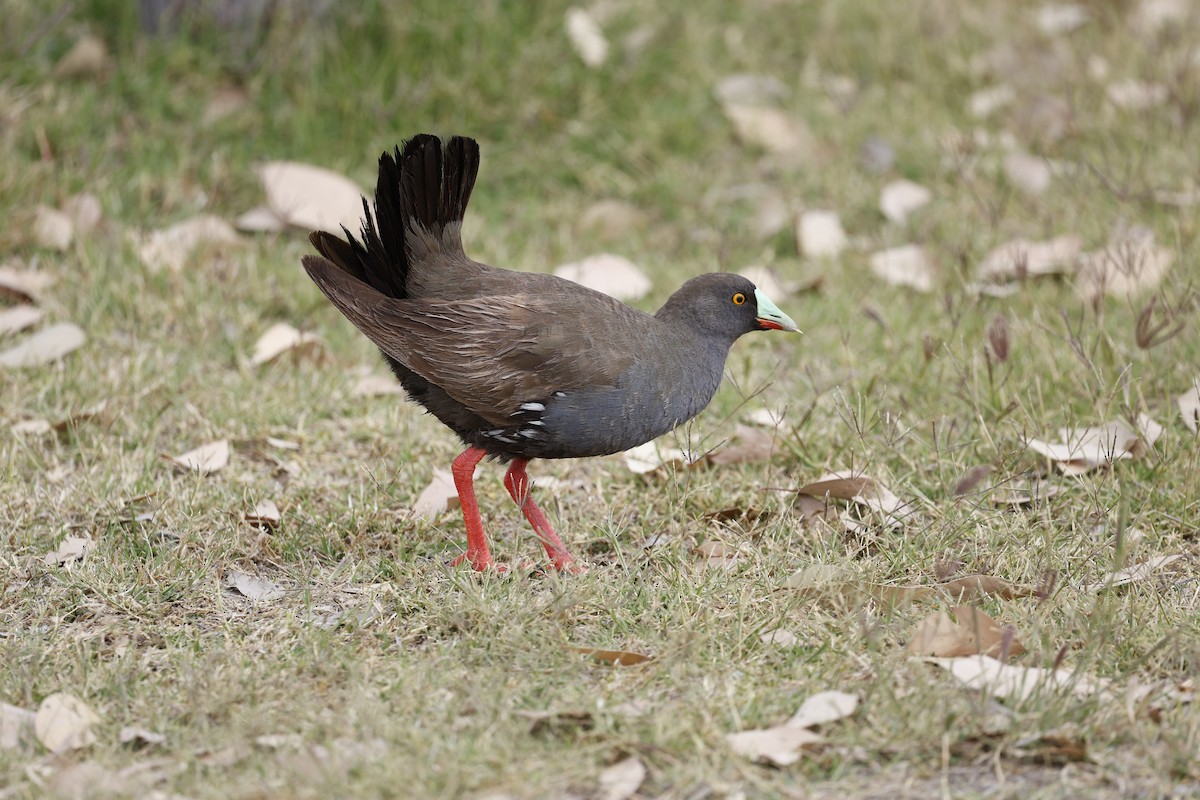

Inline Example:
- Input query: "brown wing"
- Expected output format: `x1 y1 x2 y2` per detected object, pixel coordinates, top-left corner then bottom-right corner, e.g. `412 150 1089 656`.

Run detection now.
303 255 636 425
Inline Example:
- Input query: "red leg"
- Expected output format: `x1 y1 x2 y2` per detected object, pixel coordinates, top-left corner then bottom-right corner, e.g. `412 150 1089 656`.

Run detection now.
503 459 582 573
447 446 497 571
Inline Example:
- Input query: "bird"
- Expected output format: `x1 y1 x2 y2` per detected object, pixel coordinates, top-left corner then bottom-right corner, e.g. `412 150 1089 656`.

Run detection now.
302 134 797 573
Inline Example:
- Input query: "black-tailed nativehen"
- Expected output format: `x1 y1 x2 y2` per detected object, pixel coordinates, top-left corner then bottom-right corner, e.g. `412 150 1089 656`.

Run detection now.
302 135 797 573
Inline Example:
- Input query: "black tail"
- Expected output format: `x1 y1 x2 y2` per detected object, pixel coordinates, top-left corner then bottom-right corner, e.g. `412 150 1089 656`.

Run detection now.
308 134 480 300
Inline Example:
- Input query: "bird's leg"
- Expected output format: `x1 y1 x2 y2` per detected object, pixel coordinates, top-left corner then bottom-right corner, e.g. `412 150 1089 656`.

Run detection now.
502 459 581 573
448 446 497 571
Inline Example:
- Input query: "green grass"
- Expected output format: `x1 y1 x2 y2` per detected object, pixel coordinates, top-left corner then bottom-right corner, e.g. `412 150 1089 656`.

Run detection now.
2 1 1199 797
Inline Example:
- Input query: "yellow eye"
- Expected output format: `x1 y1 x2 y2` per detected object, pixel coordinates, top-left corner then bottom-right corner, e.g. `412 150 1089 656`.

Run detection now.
732 292 746 306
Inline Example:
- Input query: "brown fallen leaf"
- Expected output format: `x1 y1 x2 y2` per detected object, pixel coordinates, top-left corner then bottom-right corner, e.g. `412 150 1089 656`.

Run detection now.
722 104 817 160
33 206 73 251
0 322 86 368
412 468 460 521
785 690 858 728
553 254 651 301
0 265 55 303
245 500 281 530
118 726 166 748
134 215 240 273
1085 554 1183 592
1178 380 1199 433
0 305 44 336
1027 414 1162 475
869 244 934 292
708 424 777 465
225 570 285 602
515 709 594 736
726 726 822 766
251 322 324 366
565 7 608 68
43 536 92 566
170 440 230 474
1012 731 1088 765
567 646 653 666
927 654 1110 704
906 606 1024 659
990 478 1062 507
797 209 847 258
352 372 405 397
598 757 646 800
54 34 110 78
880 180 932 224
976 235 1081 283
621 441 696 475
1076 226 1174 301
0 702 36 750
796 471 910 527
257 161 366 232
35 693 100 753
954 465 992 496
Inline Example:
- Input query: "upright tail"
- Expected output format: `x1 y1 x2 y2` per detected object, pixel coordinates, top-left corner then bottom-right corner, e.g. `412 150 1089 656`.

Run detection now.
307 134 481 301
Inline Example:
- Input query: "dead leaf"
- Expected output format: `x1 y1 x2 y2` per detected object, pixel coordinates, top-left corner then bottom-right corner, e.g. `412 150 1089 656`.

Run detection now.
760 629 799 647
954 465 992 496
567 646 653 666
251 322 324 366
938 575 1037 601
1177 380 1199 433
553 254 651 301
565 7 608 68
621 441 694 475
257 161 365 232
715 73 790 106
54 33 110 78
968 84 1015 118
63 193 102 234
0 305 44 336
245 500 281 530
11 419 51 435
33 206 73 251
722 104 817 160
44 536 92 566
786 568 1034 606
1003 152 1052 195
135 215 240 273
598 757 646 800
1012 731 1088 765
976 235 1082 282
785 691 858 728
726 726 822 766
170 439 230 474
907 606 1024 659
235 205 287 232
1 703 36 750
869 245 934 292
709 425 777 465
927 654 1109 704
1107 80 1168 110
352 372 404 397
1034 3 1090 35
0 265 54 303
1086 554 1183 592
35 694 99 753
746 407 786 428
796 471 910 526
1076 227 1174 301
516 709 594 736
0 322 86 368
412 468 460 520
118 726 166 747
1027 414 1162 474
879 180 932 224
225 570 285 602
797 209 847 258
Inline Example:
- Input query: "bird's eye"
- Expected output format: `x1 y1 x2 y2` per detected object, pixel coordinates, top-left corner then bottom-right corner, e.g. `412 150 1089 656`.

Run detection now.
732 292 746 306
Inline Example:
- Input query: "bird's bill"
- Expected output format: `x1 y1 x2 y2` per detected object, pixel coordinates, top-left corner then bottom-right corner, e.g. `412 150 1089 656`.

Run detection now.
754 288 800 333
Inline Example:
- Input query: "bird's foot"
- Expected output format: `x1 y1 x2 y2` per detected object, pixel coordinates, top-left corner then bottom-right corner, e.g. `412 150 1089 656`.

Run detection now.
449 552 508 573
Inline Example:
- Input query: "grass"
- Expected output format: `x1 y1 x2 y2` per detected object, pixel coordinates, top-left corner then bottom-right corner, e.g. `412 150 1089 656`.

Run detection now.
2 0 1199 797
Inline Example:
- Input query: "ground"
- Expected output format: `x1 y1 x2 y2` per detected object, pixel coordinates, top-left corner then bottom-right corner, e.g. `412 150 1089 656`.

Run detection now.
1 1 1198 798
